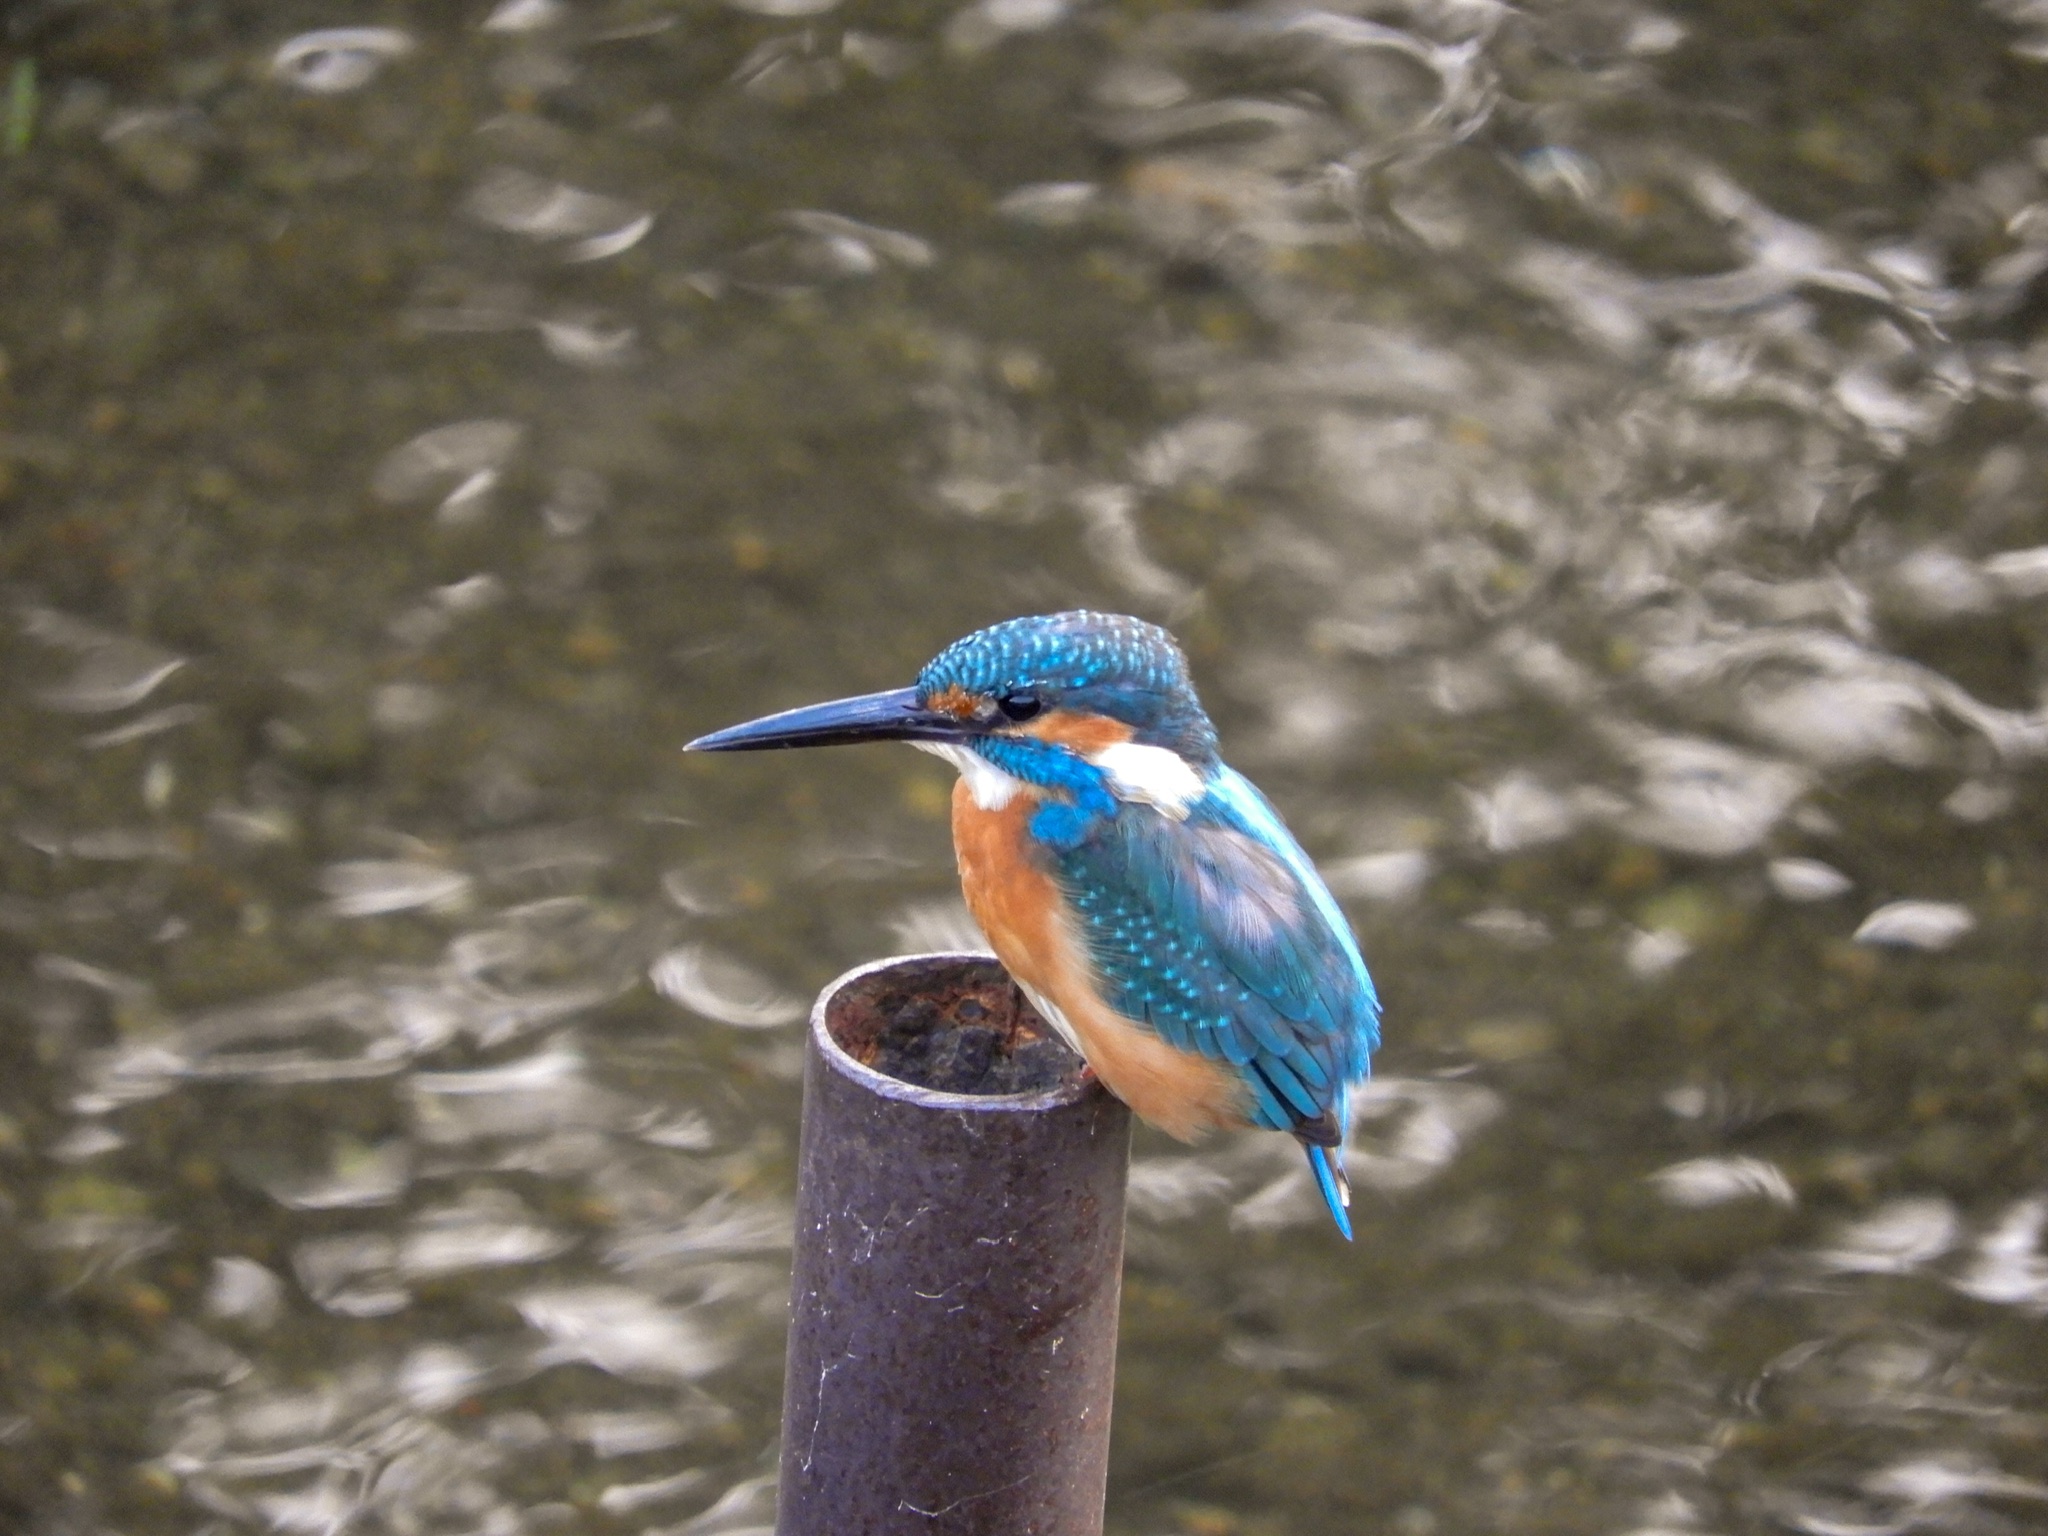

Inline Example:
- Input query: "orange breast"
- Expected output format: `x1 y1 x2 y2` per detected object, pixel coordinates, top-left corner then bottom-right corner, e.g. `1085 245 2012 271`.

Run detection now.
951 779 1248 1142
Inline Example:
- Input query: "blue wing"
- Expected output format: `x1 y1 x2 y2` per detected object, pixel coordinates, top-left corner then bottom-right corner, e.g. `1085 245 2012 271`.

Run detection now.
1047 764 1380 1233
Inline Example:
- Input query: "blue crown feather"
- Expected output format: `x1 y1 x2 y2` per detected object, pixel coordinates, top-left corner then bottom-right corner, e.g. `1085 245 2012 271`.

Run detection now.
918 611 1219 763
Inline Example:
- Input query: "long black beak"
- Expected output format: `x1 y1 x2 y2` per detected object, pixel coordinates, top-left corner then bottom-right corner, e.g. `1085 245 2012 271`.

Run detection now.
685 686 979 753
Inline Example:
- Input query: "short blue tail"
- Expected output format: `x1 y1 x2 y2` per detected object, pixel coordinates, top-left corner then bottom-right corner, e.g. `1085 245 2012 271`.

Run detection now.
1306 1143 1353 1241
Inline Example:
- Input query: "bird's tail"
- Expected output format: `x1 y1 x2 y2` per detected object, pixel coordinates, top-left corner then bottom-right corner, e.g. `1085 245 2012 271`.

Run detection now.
1304 1141 1353 1242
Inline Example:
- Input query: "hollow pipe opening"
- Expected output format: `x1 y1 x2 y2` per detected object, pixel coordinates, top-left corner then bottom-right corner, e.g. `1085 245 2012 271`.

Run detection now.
814 951 1092 1109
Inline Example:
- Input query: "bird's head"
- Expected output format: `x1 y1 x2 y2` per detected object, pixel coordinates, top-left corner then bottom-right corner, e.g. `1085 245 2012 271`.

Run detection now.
686 611 1218 774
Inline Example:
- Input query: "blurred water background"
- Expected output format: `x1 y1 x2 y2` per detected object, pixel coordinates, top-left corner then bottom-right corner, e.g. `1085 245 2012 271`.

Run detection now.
5 1 2048 1532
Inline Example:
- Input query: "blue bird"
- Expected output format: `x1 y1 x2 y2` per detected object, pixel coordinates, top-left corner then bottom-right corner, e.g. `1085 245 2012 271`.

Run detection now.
686 612 1381 1238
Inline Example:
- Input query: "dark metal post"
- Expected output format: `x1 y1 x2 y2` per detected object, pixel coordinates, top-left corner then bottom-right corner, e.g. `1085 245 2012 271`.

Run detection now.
777 952 1131 1536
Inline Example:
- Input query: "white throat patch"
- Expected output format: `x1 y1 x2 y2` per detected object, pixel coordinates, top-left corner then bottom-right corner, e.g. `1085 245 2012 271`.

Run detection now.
1087 741 1205 820
913 741 1023 810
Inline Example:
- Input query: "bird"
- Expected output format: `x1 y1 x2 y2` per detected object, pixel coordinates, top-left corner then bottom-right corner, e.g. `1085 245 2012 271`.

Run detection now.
685 611 1380 1238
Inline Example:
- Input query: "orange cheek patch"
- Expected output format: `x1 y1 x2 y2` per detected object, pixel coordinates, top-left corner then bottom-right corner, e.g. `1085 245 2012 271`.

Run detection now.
1021 709 1133 755
926 684 983 719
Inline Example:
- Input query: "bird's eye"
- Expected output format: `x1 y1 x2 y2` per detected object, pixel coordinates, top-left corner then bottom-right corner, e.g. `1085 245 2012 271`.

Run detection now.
996 690 1042 722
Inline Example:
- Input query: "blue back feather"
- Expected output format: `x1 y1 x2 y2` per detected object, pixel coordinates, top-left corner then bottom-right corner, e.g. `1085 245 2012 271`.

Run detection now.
1045 766 1379 1129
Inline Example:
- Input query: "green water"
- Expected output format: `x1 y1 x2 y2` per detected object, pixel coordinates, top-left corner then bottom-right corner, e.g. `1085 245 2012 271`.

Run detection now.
5 1 2048 1531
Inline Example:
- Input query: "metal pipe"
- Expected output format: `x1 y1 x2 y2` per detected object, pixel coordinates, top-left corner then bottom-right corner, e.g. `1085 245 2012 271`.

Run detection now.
776 952 1132 1536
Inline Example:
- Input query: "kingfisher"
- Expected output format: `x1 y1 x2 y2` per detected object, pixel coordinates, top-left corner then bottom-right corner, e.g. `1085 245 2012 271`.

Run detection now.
685 611 1380 1238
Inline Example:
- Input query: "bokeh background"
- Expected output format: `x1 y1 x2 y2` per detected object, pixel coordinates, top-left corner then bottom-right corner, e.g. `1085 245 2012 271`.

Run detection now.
6 1 2048 1532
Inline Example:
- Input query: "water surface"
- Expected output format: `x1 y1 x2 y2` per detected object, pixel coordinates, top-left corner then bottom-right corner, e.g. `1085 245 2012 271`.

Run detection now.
5 1 2048 1532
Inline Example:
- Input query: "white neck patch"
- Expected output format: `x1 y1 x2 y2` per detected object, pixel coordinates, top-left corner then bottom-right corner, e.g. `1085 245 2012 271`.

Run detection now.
913 741 1024 810
1088 741 1205 820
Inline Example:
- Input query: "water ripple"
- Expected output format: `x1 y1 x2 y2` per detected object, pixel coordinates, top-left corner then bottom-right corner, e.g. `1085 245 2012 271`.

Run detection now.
270 28 415 94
